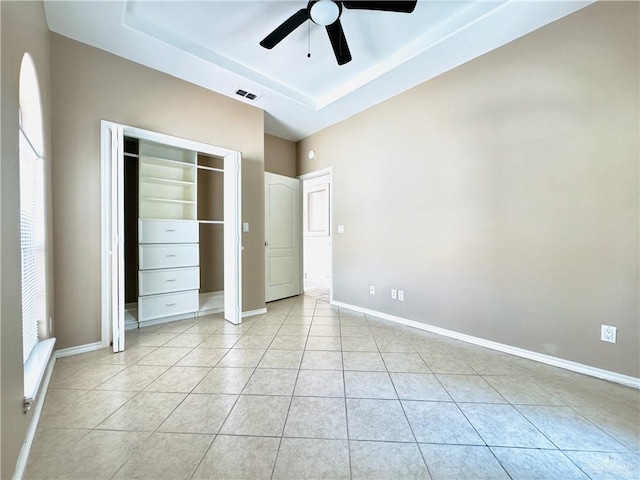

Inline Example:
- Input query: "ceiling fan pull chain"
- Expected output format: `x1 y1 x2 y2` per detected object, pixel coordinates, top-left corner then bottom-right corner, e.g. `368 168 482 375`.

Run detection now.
307 19 311 58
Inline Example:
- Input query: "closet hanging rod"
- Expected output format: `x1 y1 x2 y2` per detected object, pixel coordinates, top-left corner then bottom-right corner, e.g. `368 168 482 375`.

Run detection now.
198 220 224 224
196 165 224 173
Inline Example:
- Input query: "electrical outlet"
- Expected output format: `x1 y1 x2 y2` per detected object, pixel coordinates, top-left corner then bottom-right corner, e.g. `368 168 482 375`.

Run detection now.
398 290 405 301
391 289 397 299
369 285 376 295
601 325 617 343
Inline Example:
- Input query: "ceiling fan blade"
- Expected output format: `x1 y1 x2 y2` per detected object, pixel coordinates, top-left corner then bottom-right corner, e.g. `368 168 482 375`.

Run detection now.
342 1 417 13
325 19 352 65
260 8 309 49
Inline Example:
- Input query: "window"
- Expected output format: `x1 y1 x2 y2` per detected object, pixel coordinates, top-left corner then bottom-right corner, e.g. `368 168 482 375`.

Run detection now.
19 54 47 365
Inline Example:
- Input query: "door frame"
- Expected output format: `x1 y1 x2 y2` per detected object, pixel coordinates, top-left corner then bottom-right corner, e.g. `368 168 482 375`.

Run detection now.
298 167 333 303
100 121 242 351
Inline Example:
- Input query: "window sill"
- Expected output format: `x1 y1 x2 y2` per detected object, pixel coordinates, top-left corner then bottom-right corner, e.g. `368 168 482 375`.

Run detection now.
23 338 56 413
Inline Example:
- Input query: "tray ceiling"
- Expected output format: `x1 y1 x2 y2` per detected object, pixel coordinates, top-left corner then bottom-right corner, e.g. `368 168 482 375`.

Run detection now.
44 1 593 141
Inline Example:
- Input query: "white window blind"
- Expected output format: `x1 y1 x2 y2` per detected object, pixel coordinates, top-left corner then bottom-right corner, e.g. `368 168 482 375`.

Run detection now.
19 126 46 364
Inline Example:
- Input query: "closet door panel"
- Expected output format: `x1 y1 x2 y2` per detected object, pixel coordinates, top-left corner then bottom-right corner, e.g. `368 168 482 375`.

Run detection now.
139 219 198 244
139 244 199 270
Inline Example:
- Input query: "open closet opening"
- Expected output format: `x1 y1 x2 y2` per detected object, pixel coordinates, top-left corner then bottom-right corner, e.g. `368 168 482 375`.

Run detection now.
123 137 139 326
122 139 230 329
102 121 242 352
197 153 225 314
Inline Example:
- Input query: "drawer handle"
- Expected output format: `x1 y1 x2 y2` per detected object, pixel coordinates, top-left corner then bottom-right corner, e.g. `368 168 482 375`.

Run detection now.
166 279 177 282
165 229 176 232
166 254 177 257
166 303 176 306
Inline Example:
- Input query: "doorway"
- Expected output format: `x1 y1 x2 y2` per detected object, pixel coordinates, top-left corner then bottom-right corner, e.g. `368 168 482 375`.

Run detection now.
299 169 332 300
100 122 242 352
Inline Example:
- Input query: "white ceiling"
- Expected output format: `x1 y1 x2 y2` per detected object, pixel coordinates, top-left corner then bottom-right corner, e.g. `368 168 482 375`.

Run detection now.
44 0 593 141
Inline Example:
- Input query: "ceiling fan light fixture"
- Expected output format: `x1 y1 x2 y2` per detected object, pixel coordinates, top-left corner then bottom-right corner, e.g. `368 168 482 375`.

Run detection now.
259 0 417 65
310 0 341 26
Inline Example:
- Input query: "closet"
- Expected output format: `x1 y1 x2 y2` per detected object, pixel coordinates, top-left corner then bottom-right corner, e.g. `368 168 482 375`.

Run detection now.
123 137 225 329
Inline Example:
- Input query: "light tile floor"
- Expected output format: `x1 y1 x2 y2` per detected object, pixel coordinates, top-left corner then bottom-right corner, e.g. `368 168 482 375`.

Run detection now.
26 291 639 479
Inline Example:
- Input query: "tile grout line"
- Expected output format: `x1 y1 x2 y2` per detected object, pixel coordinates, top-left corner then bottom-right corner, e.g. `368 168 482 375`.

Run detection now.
102 329 195 477
428 370 517 479
338 308 354 480
269 296 313 479
112 316 241 479
379 347 433 479
109 317 231 479
507 403 620 479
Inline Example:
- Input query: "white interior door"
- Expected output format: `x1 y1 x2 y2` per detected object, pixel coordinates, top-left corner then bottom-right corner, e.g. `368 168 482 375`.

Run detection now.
224 152 242 324
303 174 331 288
265 172 301 302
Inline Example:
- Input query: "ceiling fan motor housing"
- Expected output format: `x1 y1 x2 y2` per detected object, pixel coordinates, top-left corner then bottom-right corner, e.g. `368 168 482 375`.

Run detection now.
309 0 342 26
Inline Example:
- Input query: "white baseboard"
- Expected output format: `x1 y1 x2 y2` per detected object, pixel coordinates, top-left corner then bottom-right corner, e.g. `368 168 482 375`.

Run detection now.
138 312 197 329
332 300 640 390
13 354 57 480
304 281 330 289
199 291 224 315
124 304 138 330
55 341 104 358
198 307 224 316
242 308 267 318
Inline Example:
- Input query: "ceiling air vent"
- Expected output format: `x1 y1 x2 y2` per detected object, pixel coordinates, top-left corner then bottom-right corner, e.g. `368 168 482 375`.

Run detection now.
235 88 261 102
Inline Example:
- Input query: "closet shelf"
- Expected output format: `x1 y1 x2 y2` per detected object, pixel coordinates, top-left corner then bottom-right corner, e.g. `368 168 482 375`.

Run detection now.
140 176 196 187
198 220 224 224
141 197 196 205
140 155 196 169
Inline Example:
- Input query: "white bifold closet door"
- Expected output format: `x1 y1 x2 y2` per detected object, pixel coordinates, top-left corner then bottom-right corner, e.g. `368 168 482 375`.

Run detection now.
109 124 125 352
223 152 242 323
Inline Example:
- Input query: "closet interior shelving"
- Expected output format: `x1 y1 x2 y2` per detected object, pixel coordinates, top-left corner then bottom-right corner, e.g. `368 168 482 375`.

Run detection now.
123 137 225 329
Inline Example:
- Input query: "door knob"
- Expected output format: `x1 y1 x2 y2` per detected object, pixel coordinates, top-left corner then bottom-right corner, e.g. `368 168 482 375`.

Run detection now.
265 241 269 246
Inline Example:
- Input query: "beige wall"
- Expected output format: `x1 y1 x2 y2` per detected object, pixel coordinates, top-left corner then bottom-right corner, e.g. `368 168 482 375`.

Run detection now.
50 34 266 349
1 2 54 477
298 1 639 377
265 133 296 178
198 161 224 293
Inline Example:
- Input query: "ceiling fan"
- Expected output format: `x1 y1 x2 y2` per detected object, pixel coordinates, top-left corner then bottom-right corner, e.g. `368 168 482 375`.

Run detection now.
260 1 418 66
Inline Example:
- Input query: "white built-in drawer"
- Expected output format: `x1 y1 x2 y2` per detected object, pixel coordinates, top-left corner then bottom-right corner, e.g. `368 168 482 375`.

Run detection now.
139 267 200 296
138 219 198 244
139 244 199 270
138 290 199 322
